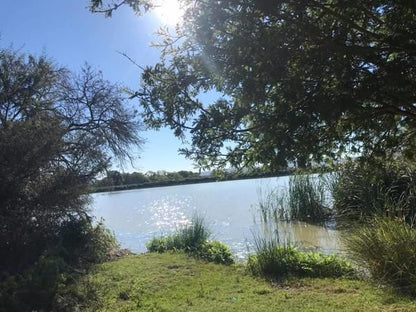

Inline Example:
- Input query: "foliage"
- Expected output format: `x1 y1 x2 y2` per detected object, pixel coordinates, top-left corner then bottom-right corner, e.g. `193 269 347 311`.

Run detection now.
0 47 140 311
333 158 416 223
248 236 353 280
95 169 200 188
0 220 118 312
147 216 234 265
252 195 352 280
344 217 416 296
89 0 151 17
92 0 416 170
198 241 234 265
60 253 416 312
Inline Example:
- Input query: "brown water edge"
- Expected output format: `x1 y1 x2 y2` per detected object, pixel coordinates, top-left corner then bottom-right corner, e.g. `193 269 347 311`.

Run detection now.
257 220 345 255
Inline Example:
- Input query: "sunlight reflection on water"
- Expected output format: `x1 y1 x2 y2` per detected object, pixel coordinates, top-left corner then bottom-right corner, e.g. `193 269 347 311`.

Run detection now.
90 176 343 261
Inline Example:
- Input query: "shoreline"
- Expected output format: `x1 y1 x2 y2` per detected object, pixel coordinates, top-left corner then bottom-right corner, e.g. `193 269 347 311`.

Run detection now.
90 170 294 194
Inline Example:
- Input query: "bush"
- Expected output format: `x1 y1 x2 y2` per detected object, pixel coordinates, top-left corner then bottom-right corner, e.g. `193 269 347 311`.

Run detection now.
0 219 119 312
147 216 234 265
247 236 353 279
344 217 416 295
58 218 119 265
198 241 234 265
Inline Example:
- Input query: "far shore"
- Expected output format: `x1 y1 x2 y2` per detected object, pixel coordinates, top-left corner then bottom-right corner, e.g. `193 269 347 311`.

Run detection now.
90 170 295 194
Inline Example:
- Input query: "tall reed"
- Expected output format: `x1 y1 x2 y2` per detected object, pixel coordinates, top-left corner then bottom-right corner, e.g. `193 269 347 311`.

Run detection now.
333 159 416 224
287 174 331 222
249 199 353 279
258 174 333 223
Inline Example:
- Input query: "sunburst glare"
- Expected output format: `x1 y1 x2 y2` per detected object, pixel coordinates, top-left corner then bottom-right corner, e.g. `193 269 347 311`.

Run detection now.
152 0 184 26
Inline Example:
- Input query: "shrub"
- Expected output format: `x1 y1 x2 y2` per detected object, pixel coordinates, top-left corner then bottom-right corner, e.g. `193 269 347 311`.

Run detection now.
58 218 119 265
198 241 234 265
247 236 353 279
0 220 119 312
344 217 416 295
147 216 234 265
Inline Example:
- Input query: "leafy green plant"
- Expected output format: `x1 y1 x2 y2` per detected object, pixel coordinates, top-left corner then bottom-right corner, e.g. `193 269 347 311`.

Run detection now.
147 216 234 265
247 234 353 279
344 216 416 295
0 220 119 312
198 241 234 265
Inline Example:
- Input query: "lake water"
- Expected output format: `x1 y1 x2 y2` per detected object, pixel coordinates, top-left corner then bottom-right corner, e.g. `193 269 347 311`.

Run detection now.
90 176 343 261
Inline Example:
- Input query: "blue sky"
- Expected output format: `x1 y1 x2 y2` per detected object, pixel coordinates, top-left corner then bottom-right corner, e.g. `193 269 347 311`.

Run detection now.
0 0 196 172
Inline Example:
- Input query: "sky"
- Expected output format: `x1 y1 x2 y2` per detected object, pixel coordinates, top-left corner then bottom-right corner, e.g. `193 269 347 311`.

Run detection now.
0 0 196 173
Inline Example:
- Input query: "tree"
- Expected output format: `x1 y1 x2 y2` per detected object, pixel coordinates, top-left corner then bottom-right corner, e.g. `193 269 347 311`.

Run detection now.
0 48 142 273
92 0 416 170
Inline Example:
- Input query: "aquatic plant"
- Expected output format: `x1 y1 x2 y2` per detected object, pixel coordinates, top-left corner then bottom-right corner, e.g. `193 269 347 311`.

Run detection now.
287 174 331 222
258 174 333 224
333 158 416 224
247 243 354 279
249 205 353 280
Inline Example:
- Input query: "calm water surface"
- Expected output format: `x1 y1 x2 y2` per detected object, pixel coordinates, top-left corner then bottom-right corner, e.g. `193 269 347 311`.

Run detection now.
90 176 343 261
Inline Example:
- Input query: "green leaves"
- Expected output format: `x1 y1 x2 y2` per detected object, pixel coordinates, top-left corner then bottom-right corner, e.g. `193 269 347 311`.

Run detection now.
133 0 416 169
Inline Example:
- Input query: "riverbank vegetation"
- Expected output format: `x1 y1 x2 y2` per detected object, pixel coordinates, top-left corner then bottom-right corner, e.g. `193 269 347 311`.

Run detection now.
256 157 416 297
147 216 234 265
345 217 416 296
2 0 416 310
247 244 354 280
260 174 332 224
0 48 142 312
333 158 416 296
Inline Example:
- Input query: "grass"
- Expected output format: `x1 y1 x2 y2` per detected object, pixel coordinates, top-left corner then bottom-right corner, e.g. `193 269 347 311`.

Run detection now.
287 174 331 222
147 215 210 253
344 217 416 295
253 184 351 281
333 158 416 223
63 253 416 311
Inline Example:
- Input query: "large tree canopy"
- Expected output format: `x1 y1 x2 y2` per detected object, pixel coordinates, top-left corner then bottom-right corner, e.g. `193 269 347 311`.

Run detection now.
0 48 142 272
93 0 416 170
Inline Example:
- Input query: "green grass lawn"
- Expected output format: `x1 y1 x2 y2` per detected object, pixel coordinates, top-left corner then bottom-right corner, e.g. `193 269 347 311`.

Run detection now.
66 253 416 312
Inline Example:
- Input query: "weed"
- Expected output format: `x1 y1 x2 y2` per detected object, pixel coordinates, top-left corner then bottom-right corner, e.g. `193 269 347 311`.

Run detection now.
344 216 416 295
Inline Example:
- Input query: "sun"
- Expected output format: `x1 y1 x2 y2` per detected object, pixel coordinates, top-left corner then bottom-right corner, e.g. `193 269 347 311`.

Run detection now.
152 0 184 26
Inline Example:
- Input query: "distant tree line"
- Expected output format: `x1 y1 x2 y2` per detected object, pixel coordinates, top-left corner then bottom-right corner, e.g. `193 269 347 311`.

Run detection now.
92 167 295 192
95 170 200 187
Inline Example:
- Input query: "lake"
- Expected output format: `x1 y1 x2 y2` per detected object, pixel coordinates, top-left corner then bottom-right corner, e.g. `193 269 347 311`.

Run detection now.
90 176 343 261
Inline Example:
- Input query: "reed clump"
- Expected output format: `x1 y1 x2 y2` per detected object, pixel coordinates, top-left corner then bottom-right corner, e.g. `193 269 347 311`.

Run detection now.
258 174 333 224
344 216 416 295
333 158 416 224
